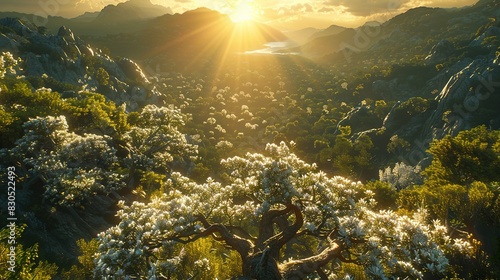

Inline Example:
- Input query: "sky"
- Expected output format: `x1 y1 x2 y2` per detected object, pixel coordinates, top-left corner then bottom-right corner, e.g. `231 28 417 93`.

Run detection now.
0 0 479 30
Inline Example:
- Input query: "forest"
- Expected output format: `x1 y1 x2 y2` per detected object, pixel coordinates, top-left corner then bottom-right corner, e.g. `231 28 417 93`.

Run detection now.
1 0 500 279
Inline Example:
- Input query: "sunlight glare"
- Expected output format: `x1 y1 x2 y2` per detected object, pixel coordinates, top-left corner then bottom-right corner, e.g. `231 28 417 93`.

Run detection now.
229 1 256 23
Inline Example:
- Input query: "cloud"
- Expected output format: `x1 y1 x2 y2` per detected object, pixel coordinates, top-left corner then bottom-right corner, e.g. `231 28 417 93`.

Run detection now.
262 3 317 20
0 0 188 18
410 0 476 8
76 0 116 10
318 7 335 13
322 0 412 16
321 0 478 17
170 0 192 3
0 0 119 17
0 0 478 28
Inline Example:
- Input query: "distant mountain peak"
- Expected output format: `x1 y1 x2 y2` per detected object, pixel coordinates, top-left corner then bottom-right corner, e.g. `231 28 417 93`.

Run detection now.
183 7 221 15
309 24 347 40
96 0 172 23
361 21 381 27
124 0 163 6
475 0 500 6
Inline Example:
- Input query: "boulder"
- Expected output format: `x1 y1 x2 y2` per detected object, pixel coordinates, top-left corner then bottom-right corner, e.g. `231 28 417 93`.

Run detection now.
425 39 455 64
0 17 36 36
118 57 149 84
423 56 500 140
469 26 500 48
0 34 19 52
57 26 75 42
23 53 46 77
382 101 402 132
78 43 95 57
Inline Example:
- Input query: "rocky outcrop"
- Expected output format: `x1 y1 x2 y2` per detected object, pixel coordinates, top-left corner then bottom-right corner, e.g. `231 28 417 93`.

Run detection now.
13 182 119 267
423 56 500 140
0 33 20 52
355 17 500 168
0 18 154 111
57 25 75 41
425 39 455 64
378 55 500 167
118 58 150 84
382 101 402 132
470 26 500 47
372 79 415 100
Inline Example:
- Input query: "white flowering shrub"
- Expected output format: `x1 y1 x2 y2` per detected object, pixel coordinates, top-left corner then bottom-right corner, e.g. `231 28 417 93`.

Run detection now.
215 140 233 150
0 52 19 78
95 142 469 279
124 104 197 173
6 115 124 206
379 162 423 190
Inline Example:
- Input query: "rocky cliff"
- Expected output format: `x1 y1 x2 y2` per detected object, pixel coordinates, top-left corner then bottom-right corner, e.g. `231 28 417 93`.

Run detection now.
376 18 500 167
341 1 500 168
0 18 156 111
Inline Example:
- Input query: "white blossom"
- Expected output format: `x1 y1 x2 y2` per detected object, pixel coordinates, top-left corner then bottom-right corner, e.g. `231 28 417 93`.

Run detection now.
95 142 466 279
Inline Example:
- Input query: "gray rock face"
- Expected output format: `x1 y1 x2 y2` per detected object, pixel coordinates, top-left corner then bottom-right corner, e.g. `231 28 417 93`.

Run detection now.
357 13 500 168
372 79 415 100
425 39 455 64
470 26 500 47
0 18 153 111
381 56 500 168
0 33 19 52
382 101 402 132
57 26 75 42
118 57 150 84
424 58 474 93
14 188 118 267
424 57 500 140
378 54 500 169
0 17 36 35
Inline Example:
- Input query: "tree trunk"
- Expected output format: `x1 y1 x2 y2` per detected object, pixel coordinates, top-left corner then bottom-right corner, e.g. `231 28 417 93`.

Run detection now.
237 243 342 280
280 243 342 280
241 248 282 280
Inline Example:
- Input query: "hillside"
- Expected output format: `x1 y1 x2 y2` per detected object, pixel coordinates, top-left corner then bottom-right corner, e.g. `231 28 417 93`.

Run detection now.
96 0 172 23
0 6 286 65
0 0 499 279
284 27 321 44
296 1 499 62
309 24 348 40
87 8 287 65
0 0 173 36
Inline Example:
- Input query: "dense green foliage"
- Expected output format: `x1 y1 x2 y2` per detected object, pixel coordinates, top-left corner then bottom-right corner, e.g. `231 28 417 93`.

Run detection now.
395 126 500 278
0 225 58 279
425 126 500 185
1 3 500 277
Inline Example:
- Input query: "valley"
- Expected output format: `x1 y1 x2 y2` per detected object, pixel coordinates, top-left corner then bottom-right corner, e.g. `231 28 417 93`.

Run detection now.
0 0 500 279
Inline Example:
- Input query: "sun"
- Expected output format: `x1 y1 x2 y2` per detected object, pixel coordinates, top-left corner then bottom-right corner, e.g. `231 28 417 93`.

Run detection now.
229 1 257 23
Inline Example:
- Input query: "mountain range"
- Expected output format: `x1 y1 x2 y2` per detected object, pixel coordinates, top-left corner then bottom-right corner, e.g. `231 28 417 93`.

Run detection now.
3 0 498 65
0 3 285 66
291 1 500 61
0 0 172 36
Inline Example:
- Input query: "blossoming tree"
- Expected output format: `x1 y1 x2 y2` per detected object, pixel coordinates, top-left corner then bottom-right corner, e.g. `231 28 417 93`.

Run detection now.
123 104 198 188
95 142 470 279
4 115 123 206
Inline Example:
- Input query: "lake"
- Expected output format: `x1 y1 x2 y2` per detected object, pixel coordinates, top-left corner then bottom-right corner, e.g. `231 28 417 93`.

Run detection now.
244 41 299 55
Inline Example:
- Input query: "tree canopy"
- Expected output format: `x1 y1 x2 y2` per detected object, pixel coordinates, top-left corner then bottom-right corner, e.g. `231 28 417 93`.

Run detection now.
424 125 500 185
95 143 470 279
